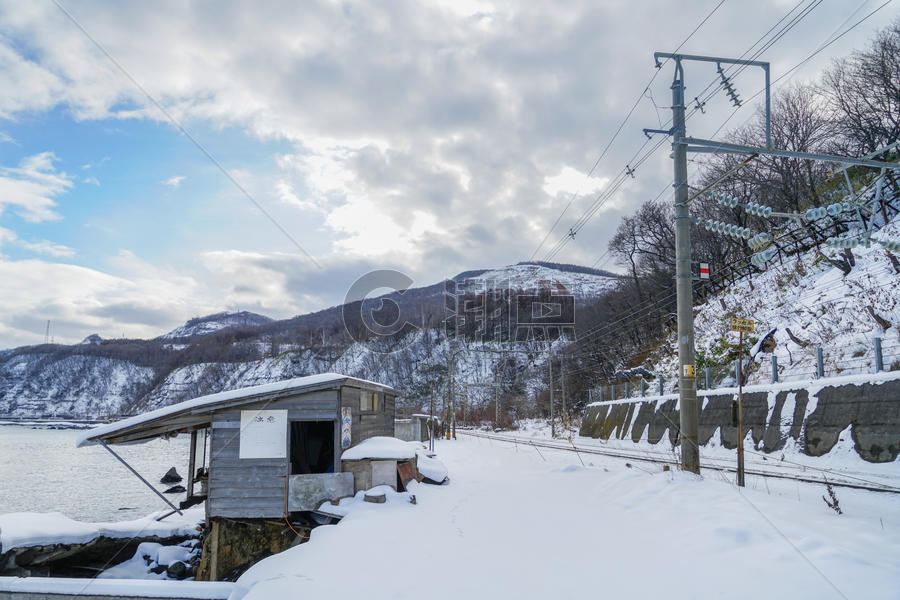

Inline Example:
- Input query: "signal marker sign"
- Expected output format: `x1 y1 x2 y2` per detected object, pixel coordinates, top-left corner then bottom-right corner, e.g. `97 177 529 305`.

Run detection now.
699 263 710 279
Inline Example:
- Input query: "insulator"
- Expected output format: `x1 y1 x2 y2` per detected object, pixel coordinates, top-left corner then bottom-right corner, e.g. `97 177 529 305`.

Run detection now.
826 202 843 217
745 202 772 218
827 237 859 249
805 206 827 221
741 227 752 240
705 219 715 231
879 239 900 252
842 201 853 213
751 247 777 267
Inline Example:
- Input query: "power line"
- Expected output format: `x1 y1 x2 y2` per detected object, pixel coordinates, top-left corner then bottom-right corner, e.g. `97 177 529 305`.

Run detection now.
529 0 728 260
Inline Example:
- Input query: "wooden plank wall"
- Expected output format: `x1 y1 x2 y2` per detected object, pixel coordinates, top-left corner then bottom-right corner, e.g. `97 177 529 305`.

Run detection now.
340 386 395 446
208 389 339 519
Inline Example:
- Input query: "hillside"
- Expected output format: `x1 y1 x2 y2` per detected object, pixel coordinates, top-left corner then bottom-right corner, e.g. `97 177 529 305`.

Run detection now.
0 263 616 419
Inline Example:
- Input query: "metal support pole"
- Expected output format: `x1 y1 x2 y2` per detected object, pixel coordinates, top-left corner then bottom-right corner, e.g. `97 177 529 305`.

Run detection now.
430 382 435 452
705 367 711 390
816 347 824 379
737 331 745 487
771 355 779 383
598 387 603 403
735 359 741 384
625 381 630 399
549 355 555 438
187 429 197 499
875 338 884 372
641 379 646 397
610 383 615 401
672 58 700 474
659 377 664 396
100 441 182 516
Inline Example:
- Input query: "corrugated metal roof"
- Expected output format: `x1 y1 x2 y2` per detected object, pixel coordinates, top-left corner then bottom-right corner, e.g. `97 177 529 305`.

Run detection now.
76 372 396 447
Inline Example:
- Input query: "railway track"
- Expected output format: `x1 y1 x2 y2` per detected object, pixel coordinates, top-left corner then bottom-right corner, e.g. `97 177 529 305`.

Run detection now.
458 429 900 494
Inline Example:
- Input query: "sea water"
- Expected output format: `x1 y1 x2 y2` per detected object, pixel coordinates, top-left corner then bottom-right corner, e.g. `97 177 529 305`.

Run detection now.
0 423 193 522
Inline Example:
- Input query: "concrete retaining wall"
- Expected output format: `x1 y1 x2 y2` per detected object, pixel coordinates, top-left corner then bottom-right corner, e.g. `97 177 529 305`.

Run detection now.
579 372 900 463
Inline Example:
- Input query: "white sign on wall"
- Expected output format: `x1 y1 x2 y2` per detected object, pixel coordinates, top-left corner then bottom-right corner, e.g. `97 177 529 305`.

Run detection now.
239 409 288 459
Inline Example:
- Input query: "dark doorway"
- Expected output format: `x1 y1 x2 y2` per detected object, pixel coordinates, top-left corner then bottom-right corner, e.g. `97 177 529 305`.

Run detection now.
290 421 335 474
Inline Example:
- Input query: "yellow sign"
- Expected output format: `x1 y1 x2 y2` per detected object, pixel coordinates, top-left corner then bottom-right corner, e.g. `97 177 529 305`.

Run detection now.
683 364 695 378
729 317 755 333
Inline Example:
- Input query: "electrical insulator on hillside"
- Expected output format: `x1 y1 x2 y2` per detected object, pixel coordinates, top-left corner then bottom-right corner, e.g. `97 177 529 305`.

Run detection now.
825 237 860 249
747 232 772 251
804 206 828 221
826 201 853 217
716 194 740 208
750 247 777 268
703 219 751 240
877 238 900 252
745 202 773 218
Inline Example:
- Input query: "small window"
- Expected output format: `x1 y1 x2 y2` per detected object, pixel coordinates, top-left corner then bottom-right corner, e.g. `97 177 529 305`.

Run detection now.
360 391 381 412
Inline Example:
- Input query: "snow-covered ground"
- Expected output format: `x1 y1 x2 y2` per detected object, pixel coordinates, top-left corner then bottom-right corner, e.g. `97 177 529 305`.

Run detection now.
503 416 900 490
648 212 900 389
0 506 203 552
231 436 899 599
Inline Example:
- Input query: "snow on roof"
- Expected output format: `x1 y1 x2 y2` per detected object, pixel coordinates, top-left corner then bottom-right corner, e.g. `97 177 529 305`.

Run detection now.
0 506 204 551
0 577 234 599
77 373 395 448
341 436 422 461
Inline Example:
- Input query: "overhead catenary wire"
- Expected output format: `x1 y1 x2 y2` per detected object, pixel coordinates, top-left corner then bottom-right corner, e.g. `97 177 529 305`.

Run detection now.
530 0 729 261
543 0 858 265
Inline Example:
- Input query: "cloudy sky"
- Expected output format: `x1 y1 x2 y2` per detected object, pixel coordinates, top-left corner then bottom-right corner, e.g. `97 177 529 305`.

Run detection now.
0 0 894 346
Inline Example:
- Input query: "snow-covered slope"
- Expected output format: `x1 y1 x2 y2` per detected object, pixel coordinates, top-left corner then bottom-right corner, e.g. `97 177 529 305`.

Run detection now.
460 262 619 300
646 213 900 388
0 353 154 418
159 311 273 340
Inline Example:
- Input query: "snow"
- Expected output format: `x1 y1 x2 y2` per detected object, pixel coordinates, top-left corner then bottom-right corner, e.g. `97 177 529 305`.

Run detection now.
0 577 234 599
232 437 900 599
0 506 203 551
415 452 448 482
340 436 422 460
99 540 198 580
77 373 392 447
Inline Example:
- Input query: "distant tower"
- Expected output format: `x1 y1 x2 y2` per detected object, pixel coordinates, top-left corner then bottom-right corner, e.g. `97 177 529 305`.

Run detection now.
44 320 50 344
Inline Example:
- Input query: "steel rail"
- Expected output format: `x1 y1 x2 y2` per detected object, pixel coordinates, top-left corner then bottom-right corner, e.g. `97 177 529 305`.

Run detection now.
458 430 900 494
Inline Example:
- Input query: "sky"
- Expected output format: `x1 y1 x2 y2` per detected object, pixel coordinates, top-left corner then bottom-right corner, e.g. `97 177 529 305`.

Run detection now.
0 0 895 346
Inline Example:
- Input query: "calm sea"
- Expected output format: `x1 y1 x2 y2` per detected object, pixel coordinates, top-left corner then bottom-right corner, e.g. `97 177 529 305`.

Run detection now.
0 423 193 522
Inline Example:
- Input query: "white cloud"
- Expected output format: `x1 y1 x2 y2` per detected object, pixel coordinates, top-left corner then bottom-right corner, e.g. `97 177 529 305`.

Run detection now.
0 151 72 222
543 166 608 197
0 1 890 343
0 226 74 257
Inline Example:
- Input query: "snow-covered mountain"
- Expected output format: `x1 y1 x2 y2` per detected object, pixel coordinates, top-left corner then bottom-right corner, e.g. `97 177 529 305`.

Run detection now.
159 311 274 340
0 263 613 419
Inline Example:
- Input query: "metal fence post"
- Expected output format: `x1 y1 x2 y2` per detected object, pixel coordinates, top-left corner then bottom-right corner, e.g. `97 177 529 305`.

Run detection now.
610 383 615 401
875 338 884 372
705 367 711 390
641 379 646 397
816 347 824 378
771 355 778 383
625 381 630 399
598 386 603 403
659 377 664 396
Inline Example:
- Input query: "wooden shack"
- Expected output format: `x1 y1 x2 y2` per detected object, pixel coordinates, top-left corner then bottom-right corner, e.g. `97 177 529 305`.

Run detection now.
77 373 399 579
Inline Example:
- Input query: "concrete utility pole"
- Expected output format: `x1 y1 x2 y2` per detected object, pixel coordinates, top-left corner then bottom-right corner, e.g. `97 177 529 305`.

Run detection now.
549 353 555 438
670 59 701 474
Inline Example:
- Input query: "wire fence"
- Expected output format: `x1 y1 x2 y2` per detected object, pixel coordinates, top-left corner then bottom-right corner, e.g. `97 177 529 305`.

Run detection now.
592 335 899 401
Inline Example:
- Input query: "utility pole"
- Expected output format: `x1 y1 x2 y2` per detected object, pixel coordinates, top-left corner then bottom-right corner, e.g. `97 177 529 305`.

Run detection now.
430 382 435 452
561 355 567 420
671 58 700 474
549 354 555 438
